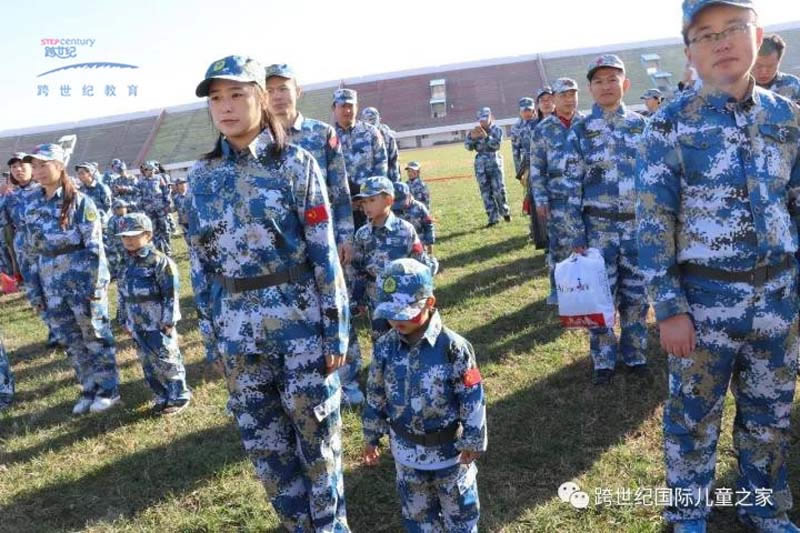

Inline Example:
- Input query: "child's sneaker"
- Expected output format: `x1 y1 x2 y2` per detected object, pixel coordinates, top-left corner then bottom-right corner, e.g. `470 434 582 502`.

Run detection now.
72 396 94 415
161 397 191 416
90 395 121 413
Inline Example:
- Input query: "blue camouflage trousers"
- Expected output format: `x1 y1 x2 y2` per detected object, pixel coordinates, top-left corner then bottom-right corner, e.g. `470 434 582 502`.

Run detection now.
131 329 191 405
663 269 798 523
0 337 13 407
395 461 480 533
474 155 510 224
46 290 119 400
338 321 363 393
221 344 349 532
146 212 172 256
585 217 648 370
546 200 582 305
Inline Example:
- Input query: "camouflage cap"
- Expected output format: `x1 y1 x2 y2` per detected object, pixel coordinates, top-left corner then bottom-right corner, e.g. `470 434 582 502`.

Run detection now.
536 86 554 100
477 107 491 120
265 63 296 80
374 258 434 321
196 55 265 97
518 97 535 110
173 175 188 184
552 78 579 94
112 198 129 209
683 0 755 30
141 160 158 171
23 144 66 164
333 88 357 105
354 176 394 198
404 161 421 171
110 158 126 171
75 161 97 173
392 181 410 209
641 88 664 100
116 212 153 236
7 152 28 165
360 106 380 125
587 54 626 81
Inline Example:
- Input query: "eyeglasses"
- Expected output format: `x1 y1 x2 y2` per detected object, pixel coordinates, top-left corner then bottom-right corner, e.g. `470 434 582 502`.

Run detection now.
688 22 755 47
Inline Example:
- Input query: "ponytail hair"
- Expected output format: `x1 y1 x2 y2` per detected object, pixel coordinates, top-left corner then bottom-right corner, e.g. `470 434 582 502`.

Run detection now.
202 83 287 160
58 168 77 230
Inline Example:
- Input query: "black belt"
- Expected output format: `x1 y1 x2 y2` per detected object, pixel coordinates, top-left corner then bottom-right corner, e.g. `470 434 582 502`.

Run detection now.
674 255 795 286
41 244 83 257
215 264 311 293
127 294 161 303
583 206 635 222
391 420 463 447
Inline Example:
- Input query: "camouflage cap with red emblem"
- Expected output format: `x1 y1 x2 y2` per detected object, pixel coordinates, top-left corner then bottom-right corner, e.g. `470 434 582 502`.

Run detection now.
587 54 625 81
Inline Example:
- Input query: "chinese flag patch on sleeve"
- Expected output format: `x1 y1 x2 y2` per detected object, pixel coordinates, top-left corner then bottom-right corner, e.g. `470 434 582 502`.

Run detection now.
328 133 339 150
412 241 423 254
305 204 329 225
463 367 482 387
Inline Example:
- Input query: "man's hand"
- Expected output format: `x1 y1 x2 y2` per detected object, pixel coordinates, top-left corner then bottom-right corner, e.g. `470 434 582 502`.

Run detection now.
325 353 346 374
161 324 174 336
573 247 586 255
459 450 481 464
338 243 353 266
659 313 696 358
362 444 381 466
536 205 550 221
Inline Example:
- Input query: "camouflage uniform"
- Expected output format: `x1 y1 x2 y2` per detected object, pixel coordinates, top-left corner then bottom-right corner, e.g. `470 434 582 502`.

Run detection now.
364 259 486 533
353 179 434 339
361 107 401 182
529 102 585 304
109 173 141 212
335 121 387 193
636 80 800 524
186 105 350 533
566 96 648 372
464 109 510 225
760 71 800 103
407 176 431 212
138 165 173 255
392 181 438 275
0 174 41 282
172 191 190 233
24 183 119 404
117 214 190 408
510 98 537 176
78 179 112 228
286 113 355 251
0 330 12 409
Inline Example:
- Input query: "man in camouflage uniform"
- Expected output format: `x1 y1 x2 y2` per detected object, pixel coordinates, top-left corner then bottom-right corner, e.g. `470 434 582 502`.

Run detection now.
138 161 173 255
637 1 800 531
360 106 401 182
529 78 585 305
0 331 12 410
564 55 649 386
107 159 140 212
266 63 361 406
333 88 388 229
754 33 800 103
189 56 350 532
362 258 486 533
510 97 537 176
405 161 430 211
117 212 191 414
640 88 665 117
465 107 511 227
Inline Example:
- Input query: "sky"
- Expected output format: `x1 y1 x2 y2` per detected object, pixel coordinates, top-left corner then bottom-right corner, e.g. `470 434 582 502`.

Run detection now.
2 0 800 132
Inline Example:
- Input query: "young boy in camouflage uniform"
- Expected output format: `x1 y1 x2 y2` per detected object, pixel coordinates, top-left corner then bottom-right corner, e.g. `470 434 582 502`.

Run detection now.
362 258 487 533
107 199 129 324
405 161 430 211
117 213 191 415
392 181 438 274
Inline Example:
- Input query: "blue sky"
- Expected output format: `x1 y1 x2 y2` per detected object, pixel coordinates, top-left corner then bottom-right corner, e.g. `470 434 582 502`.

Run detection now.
2 0 799 131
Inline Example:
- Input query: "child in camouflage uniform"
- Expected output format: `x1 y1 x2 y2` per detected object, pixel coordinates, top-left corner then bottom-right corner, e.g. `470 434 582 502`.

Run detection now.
392 181 438 274
362 258 486 533
117 213 191 415
107 199 130 324
405 161 430 211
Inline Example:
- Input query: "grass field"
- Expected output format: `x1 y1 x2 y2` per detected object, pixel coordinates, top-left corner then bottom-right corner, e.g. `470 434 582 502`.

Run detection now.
1 140 797 532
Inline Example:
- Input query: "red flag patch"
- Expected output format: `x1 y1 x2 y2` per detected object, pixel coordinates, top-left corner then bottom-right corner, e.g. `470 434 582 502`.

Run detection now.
305 205 329 225
328 133 339 150
463 368 482 387
412 241 423 254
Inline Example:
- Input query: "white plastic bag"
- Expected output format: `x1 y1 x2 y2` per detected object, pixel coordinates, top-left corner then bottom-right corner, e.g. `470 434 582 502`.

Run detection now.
554 248 615 329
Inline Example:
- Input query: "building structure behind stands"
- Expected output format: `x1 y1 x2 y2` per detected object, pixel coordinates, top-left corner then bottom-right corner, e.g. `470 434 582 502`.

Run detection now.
2 22 798 177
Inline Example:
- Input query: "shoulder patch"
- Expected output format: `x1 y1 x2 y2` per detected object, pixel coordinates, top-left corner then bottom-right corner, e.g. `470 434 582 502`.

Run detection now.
463 367 482 387
412 241 423 254
85 208 97 222
328 133 339 150
305 204 329 225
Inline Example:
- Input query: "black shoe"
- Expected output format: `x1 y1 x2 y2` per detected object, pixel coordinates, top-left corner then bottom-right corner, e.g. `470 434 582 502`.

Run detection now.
504 215 512 222
486 221 499 228
627 364 653 383
592 369 614 386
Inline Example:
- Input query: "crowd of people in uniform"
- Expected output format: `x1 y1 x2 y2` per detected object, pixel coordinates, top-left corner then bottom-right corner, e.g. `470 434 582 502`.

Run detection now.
1 0 800 531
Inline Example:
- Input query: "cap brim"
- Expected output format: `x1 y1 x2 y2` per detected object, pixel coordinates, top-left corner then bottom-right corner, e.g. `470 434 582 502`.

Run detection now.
23 154 58 163
117 230 147 237
685 1 753 28
373 298 428 321
335 98 357 105
196 75 256 97
521 106 535 110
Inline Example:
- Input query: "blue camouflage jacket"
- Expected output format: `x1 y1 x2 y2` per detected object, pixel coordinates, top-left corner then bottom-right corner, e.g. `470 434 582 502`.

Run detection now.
529 112 585 207
79 179 113 228
363 310 488 468
334 121 388 192
408 177 431 211
464 123 504 162
763 71 800 103
119 244 181 332
394 199 435 246
636 81 800 321
186 131 349 358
